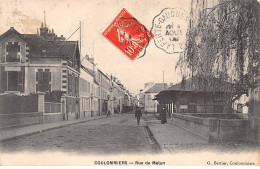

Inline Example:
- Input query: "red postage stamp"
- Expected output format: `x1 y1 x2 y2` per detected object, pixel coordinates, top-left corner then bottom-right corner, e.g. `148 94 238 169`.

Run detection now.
102 8 153 60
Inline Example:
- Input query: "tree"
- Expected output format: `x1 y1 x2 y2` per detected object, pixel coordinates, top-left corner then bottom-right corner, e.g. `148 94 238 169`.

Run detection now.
176 0 260 103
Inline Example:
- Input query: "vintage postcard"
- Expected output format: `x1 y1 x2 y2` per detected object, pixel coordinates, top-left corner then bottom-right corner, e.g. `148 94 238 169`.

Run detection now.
0 0 259 166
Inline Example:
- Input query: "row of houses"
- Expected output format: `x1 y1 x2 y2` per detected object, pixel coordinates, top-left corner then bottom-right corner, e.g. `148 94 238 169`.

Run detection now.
0 23 134 123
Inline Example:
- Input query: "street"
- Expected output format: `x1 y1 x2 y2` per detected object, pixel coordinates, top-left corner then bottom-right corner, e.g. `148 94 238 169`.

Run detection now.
1 114 258 154
0 114 160 154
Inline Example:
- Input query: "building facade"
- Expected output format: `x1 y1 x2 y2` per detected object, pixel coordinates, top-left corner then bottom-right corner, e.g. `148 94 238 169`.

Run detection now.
0 26 80 120
79 64 94 118
97 69 111 115
155 76 233 115
144 83 168 113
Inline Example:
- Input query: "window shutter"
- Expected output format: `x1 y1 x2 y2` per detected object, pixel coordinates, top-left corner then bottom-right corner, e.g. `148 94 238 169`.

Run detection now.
43 72 49 83
49 72 51 82
18 70 24 93
48 84 51 92
0 66 7 92
36 72 38 82
38 72 43 84
36 84 39 92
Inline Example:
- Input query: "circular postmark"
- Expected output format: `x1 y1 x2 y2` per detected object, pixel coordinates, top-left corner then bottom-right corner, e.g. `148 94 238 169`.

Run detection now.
151 8 189 54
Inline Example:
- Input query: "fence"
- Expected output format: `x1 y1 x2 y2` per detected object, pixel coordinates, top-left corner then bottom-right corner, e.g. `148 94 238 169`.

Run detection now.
45 102 62 113
0 93 38 114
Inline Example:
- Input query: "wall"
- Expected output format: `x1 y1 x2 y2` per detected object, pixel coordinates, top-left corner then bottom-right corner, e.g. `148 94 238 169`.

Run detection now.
0 112 42 129
79 66 94 118
65 96 80 120
0 112 63 129
145 93 158 113
174 92 232 114
51 69 62 91
171 113 248 142
27 67 36 93
42 113 62 123
27 67 62 93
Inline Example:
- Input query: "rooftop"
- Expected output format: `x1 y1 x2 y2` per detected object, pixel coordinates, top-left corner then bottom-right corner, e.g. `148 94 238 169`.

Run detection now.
145 83 168 93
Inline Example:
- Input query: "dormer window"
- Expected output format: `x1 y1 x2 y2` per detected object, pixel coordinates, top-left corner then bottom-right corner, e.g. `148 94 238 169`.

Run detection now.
6 42 21 62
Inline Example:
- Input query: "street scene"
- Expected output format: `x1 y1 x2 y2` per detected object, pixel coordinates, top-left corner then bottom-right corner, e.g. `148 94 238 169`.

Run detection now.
0 113 257 154
0 114 159 153
0 0 259 166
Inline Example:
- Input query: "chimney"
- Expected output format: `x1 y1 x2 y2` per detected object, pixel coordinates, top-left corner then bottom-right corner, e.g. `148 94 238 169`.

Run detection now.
39 23 49 36
54 35 66 41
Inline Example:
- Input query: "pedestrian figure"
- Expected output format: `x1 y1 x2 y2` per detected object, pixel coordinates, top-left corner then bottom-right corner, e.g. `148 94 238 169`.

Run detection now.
160 105 167 124
135 107 142 125
107 108 111 117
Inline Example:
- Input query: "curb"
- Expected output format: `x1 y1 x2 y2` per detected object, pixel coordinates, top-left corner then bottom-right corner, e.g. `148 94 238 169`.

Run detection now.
0 115 116 143
145 125 162 153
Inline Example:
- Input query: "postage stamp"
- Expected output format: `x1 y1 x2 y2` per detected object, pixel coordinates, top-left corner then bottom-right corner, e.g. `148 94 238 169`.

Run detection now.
151 8 189 54
102 8 153 60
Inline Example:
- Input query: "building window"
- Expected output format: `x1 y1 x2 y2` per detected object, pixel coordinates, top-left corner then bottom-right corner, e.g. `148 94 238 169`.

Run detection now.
36 69 51 92
68 74 72 94
87 82 90 93
75 76 79 96
86 99 90 111
6 70 24 92
6 42 21 62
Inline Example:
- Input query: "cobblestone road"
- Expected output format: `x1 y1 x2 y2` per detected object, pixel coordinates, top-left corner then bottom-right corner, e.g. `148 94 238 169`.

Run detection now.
0 114 160 154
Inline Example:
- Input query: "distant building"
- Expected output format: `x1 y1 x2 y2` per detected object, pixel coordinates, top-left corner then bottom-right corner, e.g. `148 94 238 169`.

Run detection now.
79 64 94 118
144 83 168 113
111 77 124 114
137 82 154 108
97 69 111 115
79 56 101 117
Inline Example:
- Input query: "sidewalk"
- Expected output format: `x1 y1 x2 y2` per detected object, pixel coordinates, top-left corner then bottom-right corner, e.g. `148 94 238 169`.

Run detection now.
0 114 114 142
143 115 208 153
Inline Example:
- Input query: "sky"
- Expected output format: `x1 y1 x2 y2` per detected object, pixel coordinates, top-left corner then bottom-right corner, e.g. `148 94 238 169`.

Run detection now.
0 0 191 94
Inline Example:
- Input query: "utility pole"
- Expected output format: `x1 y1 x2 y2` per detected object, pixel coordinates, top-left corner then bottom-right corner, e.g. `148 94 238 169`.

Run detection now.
79 21 81 57
44 11 46 27
163 70 165 90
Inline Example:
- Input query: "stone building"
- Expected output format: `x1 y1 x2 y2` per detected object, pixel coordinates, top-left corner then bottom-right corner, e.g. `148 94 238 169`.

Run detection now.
0 25 80 120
